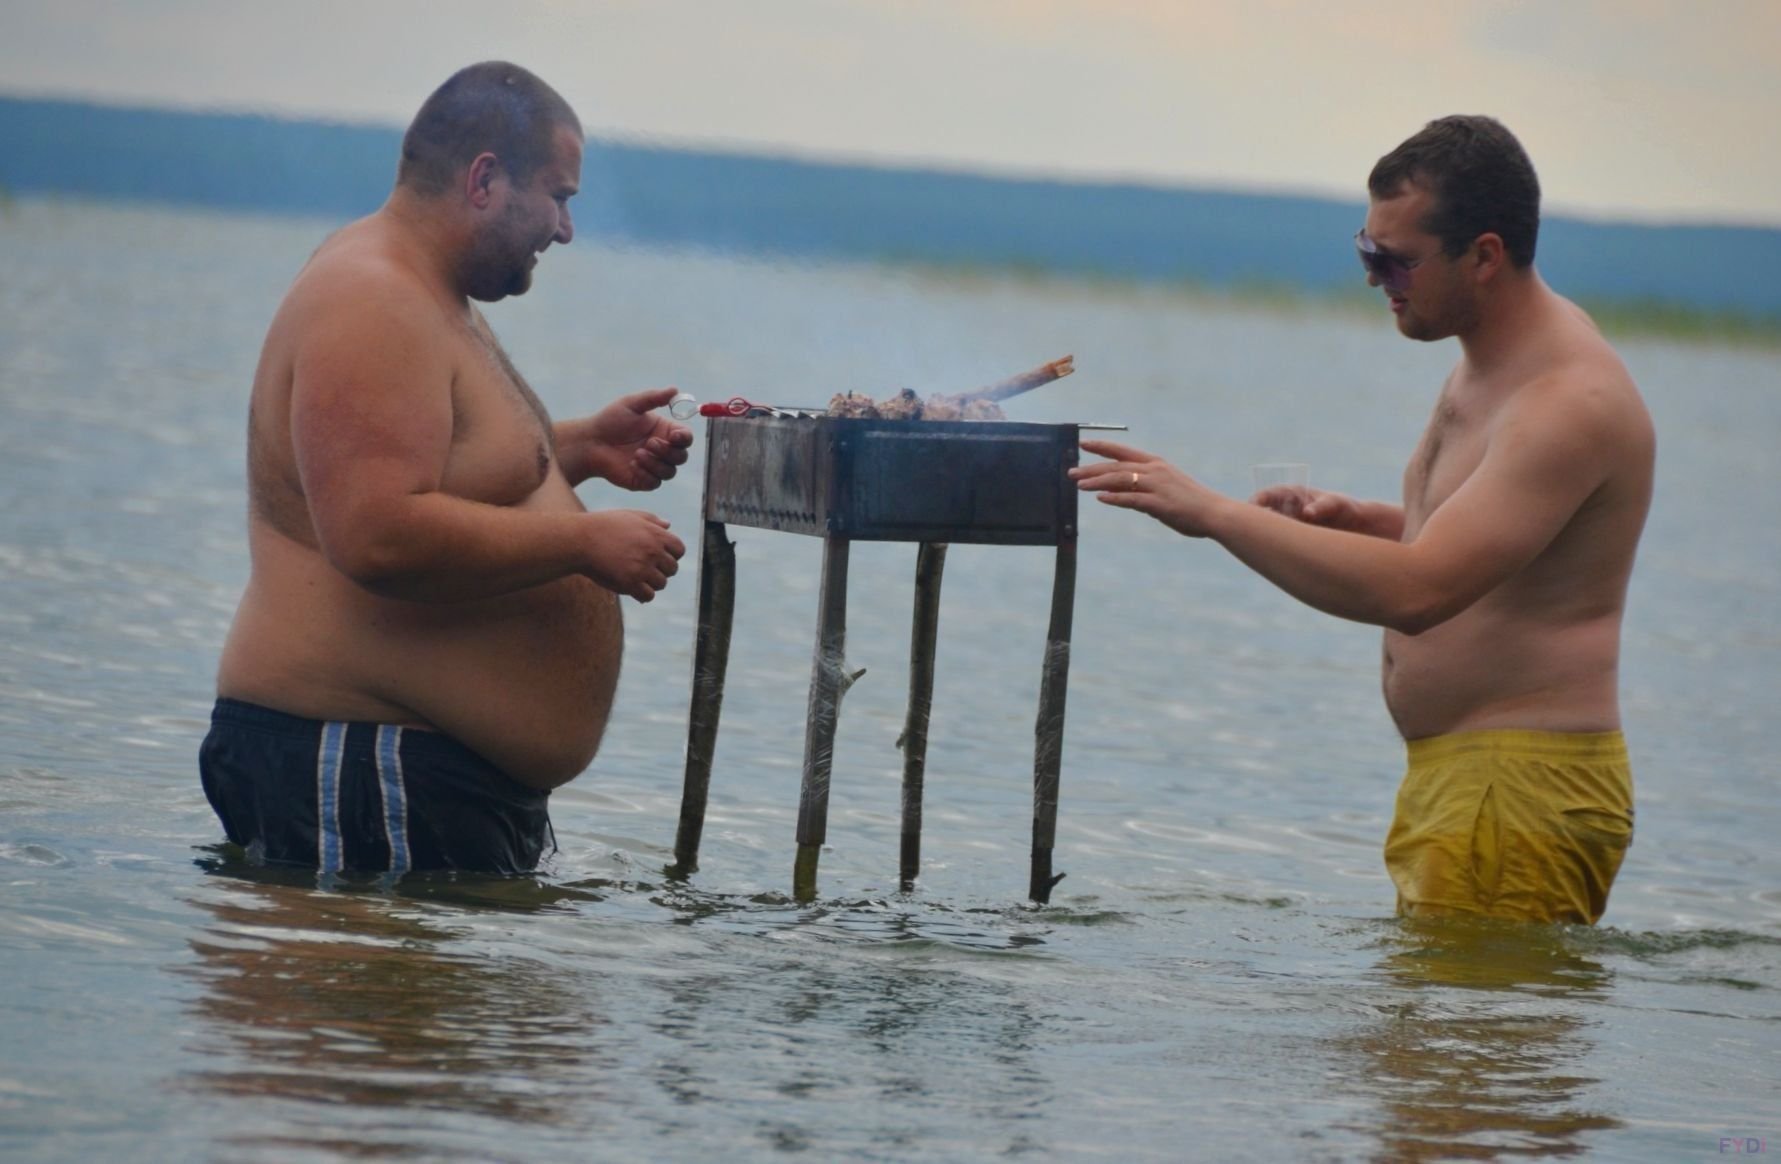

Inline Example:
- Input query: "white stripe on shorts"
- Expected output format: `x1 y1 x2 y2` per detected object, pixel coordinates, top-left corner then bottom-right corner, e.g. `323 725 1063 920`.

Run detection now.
317 720 347 873
375 725 411 874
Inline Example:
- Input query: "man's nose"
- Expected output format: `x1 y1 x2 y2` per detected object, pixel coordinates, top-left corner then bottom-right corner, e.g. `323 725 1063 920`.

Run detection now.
555 204 574 245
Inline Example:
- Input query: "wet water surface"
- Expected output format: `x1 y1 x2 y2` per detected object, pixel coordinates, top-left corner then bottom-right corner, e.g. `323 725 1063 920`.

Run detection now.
1 199 1777 1161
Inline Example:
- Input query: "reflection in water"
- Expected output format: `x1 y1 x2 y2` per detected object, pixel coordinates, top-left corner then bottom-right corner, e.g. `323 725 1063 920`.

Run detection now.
177 857 1064 1157
178 858 613 1156
638 896 1058 1156
1336 916 1622 1161
648 958 1053 1156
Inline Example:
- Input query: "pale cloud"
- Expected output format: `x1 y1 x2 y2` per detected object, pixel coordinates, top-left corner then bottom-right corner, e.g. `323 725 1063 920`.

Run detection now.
1 0 1776 225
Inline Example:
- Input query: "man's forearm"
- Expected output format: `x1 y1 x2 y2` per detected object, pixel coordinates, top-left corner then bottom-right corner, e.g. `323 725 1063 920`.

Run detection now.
1209 500 1436 632
552 418 600 487
1349 499 1407 540
326 493 592 603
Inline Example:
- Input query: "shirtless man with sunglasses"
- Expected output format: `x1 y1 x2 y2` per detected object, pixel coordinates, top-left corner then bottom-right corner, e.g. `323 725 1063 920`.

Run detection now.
1073 115 1654 926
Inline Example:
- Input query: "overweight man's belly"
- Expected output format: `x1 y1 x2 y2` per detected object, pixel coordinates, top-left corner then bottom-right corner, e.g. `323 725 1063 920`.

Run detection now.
218 534 622 789
1382 609 1623 741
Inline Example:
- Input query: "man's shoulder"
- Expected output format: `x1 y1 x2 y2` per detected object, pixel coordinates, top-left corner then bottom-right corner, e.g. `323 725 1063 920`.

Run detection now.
1503 331 1653 476
273 236 458 387
1547 297 1640 388
1550 348 1646 432
1514 303 1644 421
285 221 444 329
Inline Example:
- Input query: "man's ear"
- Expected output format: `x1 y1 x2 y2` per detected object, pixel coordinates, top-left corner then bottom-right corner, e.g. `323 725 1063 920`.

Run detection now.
1472 232 1507 283
464 152 501 209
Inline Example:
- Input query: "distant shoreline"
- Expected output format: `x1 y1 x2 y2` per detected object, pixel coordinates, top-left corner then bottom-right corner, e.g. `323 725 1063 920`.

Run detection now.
7 94 1780 334
886 256 1781 349
5 185 1775 349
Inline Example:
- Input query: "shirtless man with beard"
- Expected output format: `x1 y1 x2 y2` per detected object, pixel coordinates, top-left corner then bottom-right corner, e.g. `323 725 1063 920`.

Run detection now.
1073 116 1654 925
202 62 690 875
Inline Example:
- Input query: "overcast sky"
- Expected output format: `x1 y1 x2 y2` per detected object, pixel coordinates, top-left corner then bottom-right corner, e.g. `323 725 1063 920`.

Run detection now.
4 0 1778 226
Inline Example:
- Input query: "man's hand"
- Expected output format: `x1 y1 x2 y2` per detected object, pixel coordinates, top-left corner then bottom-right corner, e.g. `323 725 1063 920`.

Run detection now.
581 510 687 603
1251 483 1314 521
1069 439 1236 539
1253 487 1405 540
1255 486 1355 528
558 387 693 490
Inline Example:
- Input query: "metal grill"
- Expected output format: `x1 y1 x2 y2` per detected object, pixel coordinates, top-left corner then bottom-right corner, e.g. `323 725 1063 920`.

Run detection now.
672 415 1083 903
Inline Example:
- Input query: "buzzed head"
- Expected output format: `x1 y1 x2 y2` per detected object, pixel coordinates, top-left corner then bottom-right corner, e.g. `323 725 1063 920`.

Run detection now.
397 62 582 197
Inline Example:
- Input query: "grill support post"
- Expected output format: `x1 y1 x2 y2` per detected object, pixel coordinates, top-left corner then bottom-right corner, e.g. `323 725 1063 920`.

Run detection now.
1028 539 1076 904
671 521 736 877
794 535 851 902
898 542 947 892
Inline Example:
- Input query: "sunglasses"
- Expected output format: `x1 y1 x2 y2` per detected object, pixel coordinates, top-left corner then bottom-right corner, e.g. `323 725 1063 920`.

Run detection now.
1354 229 1423 294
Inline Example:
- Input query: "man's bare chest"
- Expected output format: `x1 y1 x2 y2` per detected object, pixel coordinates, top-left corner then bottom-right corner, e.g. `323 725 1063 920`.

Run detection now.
445 325 555 506
1404 390 1490 531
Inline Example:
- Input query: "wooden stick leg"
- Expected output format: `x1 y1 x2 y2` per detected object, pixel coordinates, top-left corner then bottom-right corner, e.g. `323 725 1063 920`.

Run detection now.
795 536 851 902
793 845 821 902
672 522 736 877
1029 539 1077 904
899 543 947 892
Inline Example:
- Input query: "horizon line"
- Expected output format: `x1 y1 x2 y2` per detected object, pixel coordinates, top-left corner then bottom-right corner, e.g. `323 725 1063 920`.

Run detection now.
6 88 1779 234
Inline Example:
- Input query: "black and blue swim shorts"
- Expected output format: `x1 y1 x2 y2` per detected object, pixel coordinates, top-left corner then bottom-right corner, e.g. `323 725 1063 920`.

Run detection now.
199 697 553 875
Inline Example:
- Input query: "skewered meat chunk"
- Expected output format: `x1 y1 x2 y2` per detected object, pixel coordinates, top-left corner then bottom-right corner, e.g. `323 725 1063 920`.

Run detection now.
875 388 924 421
917 394 1006 421
823 355 1071 421
827 391 880 419
920 394 962 421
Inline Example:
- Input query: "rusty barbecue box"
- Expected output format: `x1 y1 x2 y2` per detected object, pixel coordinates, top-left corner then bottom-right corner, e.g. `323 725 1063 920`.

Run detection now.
701 415 1082 546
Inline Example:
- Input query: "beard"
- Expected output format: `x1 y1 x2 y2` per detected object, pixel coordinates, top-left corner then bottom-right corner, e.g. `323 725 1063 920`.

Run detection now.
1397 288 1479 343
463 247 534 303
1397 308 1450 343
491 261 533 302
463 207 540 302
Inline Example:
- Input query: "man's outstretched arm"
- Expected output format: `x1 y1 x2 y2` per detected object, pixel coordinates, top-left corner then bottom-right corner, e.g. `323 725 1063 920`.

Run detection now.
1074 391 1616 634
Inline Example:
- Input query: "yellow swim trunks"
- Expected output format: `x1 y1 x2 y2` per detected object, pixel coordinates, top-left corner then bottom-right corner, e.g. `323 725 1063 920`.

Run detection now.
1383 730 1633 926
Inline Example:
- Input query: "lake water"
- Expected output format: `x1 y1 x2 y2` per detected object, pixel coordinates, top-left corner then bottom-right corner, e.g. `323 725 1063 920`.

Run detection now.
1 197 1776 1162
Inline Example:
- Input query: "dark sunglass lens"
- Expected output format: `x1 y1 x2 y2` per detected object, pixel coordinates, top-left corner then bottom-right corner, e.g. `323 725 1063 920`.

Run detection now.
1355 233 1408 291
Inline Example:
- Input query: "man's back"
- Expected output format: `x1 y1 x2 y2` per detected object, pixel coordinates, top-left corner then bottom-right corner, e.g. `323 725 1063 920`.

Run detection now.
1382 289 1655 740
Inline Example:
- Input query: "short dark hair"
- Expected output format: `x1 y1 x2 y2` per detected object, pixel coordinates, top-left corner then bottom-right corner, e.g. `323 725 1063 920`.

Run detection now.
397 61 581 197
1368 115 1540 268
